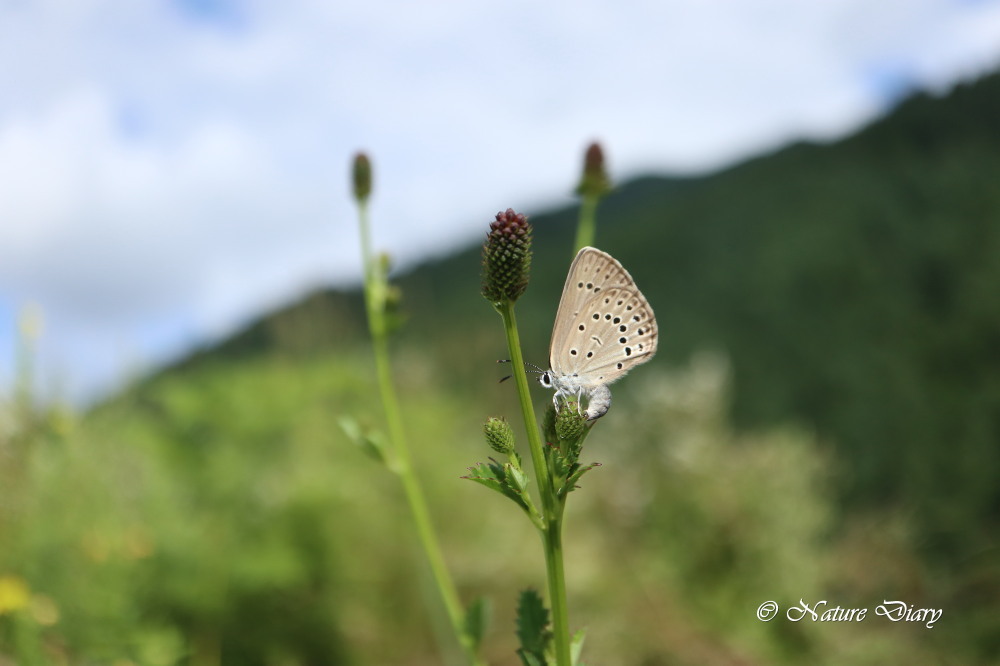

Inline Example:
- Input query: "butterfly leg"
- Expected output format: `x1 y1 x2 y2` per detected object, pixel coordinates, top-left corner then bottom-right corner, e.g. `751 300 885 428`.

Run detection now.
552 387 583 415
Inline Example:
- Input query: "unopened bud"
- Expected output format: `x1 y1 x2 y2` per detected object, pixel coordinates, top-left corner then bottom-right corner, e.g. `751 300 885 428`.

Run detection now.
555 406 586 442
575 142 611 199
481 209 532 305
352 152 372 203
484 417 515 455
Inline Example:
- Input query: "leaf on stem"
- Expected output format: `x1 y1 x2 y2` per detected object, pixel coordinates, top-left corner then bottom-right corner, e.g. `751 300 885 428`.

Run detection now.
516 588 552 666
570 628 587 666
560 462 602 498
462 458 531 514
464 596 492 651
338 415 389 465
375 252 407 335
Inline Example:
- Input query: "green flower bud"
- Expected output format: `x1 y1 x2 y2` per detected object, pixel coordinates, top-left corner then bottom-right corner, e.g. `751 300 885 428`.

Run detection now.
484 417 515 455
556 406 586 443
352 152 372 203
481 209 532 305
575 141 611 199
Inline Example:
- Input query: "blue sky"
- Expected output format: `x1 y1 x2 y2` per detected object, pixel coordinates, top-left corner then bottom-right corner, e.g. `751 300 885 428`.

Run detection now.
3 0 1000 404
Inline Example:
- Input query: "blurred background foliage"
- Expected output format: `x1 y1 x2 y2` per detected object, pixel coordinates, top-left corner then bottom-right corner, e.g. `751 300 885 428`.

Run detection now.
3 72 999 664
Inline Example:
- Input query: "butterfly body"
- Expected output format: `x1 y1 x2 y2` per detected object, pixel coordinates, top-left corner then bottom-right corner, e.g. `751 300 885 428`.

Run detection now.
540 247 657 420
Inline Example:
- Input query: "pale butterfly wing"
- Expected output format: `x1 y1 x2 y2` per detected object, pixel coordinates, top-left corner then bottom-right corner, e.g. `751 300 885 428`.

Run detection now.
550 247 636 342
549 247 657 385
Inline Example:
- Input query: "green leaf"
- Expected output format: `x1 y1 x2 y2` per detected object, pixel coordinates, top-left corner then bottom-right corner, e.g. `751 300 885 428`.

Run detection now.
363 430 390 464
383 284 407 335
550 449 571 482
515 588 551 664
338 415 389 465
542 404 558 444
462 459 530 513
506 456 529 494
518 652 546 666
571 628 587 665
560 461 602 498
464 597 492 651
338 414 361 441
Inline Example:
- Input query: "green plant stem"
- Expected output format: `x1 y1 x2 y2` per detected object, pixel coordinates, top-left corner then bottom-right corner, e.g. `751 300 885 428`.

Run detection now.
542 518 570 663
356 202 483 666
572 195 599 253
497 302 550 497
497 300 572 666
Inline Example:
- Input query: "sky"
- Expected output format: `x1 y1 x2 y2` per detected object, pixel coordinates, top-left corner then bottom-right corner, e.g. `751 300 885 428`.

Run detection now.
3 0 1000 404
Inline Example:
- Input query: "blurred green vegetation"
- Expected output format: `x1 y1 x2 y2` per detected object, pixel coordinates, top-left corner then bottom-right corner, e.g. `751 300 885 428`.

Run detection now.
1 350 984 664
3 71 1000 663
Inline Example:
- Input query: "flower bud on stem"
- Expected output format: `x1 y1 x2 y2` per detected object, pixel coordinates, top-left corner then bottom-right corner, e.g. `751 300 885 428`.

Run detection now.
481 210 573 666
351 152 484 666
572 141 612 254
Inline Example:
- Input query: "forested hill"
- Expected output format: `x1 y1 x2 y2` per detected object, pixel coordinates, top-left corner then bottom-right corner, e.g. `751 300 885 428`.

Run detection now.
159 70 1000 561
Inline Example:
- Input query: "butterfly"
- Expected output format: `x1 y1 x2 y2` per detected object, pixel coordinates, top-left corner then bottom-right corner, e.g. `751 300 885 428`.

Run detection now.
538 247 658 420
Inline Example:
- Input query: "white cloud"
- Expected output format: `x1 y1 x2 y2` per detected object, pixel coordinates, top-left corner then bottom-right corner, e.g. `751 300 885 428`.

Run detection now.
2 0 1000 402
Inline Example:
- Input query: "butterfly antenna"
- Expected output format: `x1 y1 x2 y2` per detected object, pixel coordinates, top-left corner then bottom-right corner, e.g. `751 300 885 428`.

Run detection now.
497 359 545 379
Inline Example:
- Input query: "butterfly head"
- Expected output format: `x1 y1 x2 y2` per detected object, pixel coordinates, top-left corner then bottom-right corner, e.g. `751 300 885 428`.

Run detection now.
538 370 554 389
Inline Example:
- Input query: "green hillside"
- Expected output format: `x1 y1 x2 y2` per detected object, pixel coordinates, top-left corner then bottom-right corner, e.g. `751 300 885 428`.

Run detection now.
176 73 1000 564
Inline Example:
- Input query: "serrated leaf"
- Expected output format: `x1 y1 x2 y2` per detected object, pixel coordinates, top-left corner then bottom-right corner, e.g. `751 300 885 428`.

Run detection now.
560 462 602 497
571 628 587 665
462 459 530 513
462 460 504 489
550 449 571 481
516 588 552 660
464 597 492 651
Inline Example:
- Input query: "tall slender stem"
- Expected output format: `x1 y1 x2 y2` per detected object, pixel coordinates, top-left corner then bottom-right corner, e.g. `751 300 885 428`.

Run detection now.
356 202 483 666
572 196 599 253
498 301 572 666
542 519 570 664
498 302 550 493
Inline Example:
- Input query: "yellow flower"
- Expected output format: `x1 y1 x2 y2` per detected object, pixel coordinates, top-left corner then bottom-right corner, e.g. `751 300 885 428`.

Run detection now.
0 575 30 614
